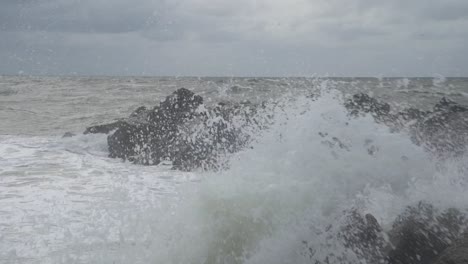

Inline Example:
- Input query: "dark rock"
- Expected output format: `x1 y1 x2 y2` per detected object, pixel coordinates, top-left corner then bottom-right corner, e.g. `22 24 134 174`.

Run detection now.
62 132 76 138
411 97 468 156
433 233 468 264
386 202 467 264
345 93 468 156
307 210 389 264
308 203 468 264
345 93 391 119
339 211 387 263
85 88 263 170
84 121 125 134
149 87 203 124
434 97 468 113
107 122 161 165
129 106 148 118
397 108 429 122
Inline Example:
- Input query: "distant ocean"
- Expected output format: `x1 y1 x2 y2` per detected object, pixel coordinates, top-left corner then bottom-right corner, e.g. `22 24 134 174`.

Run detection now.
1 76 468 263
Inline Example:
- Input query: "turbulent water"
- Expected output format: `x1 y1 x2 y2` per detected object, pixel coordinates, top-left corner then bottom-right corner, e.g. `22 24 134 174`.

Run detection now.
1 76 468 263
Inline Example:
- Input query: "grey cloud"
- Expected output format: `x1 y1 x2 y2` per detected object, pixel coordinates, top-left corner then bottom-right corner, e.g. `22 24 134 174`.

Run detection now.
422 2 468 21
359 0 468 22
0 0 467 76
0 0 159 33
141 15 244 43
316 22 388 42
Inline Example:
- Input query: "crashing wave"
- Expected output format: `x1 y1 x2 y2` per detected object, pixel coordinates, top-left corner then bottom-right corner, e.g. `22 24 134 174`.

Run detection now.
85 88 468 172
81 89 468 263
85 88 273 170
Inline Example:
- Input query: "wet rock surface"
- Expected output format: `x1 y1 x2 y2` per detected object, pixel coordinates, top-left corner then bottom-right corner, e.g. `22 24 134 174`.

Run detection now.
433 233 468 264
85 88 264 170
86 90 468 170
309 202 468 264
386 202 468 264
345 93 468 156
338 210 388 263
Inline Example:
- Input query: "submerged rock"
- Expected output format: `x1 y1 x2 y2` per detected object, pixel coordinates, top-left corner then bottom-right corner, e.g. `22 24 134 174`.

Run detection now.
62 132 76 138
339 211 388 263
345 94 468 156
386 202 467 264
85 88 263 170
84 121 125 134
308 203 468 264
345 93 391 119
411 98 468 156
433 233 468 264
307 210 388 264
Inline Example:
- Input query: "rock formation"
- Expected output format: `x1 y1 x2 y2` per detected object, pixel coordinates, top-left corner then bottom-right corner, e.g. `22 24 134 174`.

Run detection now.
85 88 264 170
308 202 468 264
386 202 467 264
345 93 468 156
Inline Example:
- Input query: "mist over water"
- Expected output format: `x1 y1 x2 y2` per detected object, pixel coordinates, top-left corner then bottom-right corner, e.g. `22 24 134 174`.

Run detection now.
1 77 468 263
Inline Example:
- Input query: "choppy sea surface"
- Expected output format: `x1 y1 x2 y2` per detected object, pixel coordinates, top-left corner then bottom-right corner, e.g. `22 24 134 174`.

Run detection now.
1 76 468 263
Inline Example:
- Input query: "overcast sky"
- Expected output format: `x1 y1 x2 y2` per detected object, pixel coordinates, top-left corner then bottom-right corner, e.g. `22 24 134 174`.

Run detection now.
1 0 468 76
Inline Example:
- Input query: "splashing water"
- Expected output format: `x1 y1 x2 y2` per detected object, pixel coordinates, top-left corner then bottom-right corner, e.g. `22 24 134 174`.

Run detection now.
1 87 468 264
84 90 466 263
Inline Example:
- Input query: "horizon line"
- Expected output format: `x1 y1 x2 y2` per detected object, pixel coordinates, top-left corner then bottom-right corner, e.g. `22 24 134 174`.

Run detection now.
1 74 468 79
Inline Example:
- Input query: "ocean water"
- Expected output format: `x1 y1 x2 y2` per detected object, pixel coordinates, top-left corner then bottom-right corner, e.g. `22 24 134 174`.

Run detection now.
1 76 468 263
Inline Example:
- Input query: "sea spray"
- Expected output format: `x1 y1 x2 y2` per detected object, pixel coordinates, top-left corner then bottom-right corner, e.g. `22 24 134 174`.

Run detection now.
3 86 468 263
109 90 468 264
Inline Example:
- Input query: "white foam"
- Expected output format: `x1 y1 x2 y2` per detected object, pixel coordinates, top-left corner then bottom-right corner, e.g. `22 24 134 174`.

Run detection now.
0 134 194 263
115 91 467 263
1 90 467 264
